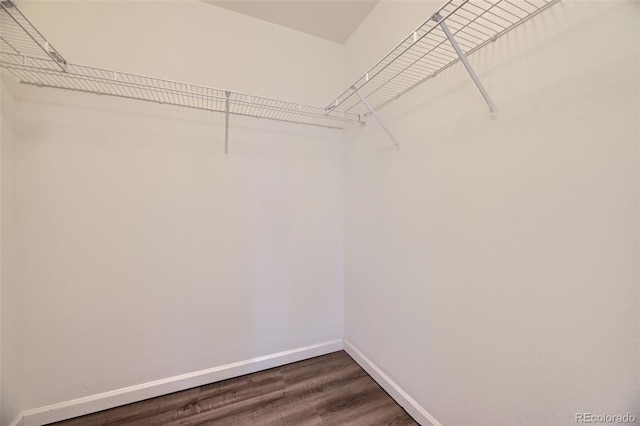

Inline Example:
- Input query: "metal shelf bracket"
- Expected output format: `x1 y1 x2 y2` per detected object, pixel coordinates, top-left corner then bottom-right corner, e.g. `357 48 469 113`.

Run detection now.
224 91 230 159
351 86 400 151
433 12 498 119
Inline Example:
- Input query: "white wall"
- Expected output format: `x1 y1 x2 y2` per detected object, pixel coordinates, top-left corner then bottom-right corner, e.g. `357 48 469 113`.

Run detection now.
2 1 344 423
4 1 640 425
344 1 639 425
1 76 19 426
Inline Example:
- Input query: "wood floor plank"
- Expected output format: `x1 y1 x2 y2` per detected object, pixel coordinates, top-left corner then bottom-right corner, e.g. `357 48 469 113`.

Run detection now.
49 351 418 426
137 371 287 425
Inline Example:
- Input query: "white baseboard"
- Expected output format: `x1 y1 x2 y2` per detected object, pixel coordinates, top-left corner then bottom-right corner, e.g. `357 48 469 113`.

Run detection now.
20 339 343 426
343 339 442 426
7 414 24 426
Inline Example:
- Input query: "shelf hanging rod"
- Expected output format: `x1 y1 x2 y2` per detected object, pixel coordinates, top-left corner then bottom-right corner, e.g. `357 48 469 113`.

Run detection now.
351 86 400 151
433 12 498 119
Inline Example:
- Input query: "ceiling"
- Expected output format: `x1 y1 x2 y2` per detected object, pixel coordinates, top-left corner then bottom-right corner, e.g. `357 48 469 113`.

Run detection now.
203 1 379 44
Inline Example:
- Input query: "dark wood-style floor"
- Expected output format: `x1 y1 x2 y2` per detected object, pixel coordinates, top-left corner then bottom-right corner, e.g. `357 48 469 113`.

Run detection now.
49 351 418 426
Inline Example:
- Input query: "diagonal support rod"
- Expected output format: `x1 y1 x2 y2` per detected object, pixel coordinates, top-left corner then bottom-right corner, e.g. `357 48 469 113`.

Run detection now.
433 12 498 119
224 91 230 158
351 86 400 151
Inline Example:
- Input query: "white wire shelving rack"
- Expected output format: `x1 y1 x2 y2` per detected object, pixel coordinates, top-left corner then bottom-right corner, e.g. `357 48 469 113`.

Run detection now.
1 55 360 129
0 0 362 154
332 0 558 116
0 0 560 151
328 0 558 148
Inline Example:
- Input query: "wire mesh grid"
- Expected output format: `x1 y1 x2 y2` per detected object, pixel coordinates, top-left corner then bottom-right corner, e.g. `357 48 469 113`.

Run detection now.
0 0 66 66
0 55 361 128
0 2 360 130
330 0 558 116
0 0 559 128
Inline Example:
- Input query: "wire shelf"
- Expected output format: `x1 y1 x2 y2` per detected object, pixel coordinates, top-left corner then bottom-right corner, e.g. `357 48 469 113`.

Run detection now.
0 0 66 66
329 0 559 116
0 0 559 129
1 54 361 128
0 1 360 129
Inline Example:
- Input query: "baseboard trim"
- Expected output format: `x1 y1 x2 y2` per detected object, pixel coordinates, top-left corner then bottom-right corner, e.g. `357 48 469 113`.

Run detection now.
20 339 343 426
343 339 441 426
8 414 24 426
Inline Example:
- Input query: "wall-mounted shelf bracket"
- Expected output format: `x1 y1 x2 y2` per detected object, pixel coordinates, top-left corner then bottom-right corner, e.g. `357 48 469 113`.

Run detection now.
224 91 230 158
433 12 498 119
351 86 400 151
